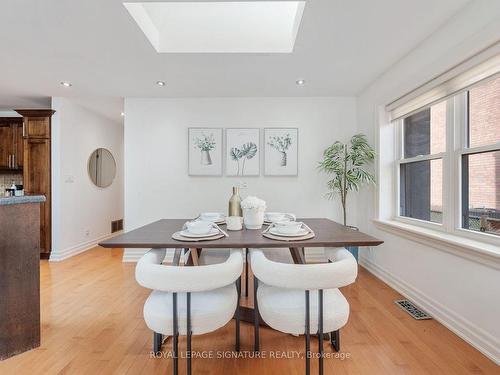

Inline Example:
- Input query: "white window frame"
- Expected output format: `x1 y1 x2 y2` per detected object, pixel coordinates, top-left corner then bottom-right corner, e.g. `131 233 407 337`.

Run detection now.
393 87 500 247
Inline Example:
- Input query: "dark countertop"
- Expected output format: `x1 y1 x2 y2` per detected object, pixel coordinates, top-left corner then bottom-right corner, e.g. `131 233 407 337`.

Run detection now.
0 195 46 206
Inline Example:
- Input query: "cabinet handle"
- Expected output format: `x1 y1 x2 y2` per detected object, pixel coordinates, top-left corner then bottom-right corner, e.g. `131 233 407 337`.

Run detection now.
12 154 16 169
22 122 26 137
8 155 12 168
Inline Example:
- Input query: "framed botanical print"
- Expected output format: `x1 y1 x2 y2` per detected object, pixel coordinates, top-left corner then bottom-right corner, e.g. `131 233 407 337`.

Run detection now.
188 128 223 176
264 128 298 176
225 128 260 176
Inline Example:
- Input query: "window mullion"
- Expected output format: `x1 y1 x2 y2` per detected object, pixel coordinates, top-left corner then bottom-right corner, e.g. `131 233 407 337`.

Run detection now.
394 119 402 219
452 93 468 234
442 97 454 232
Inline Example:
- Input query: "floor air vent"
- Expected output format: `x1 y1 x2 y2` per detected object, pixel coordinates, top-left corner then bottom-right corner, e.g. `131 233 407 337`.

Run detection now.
394 300 432 320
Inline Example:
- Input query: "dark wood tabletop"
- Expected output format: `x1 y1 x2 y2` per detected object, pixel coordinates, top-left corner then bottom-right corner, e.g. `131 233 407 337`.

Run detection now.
99 218 383 249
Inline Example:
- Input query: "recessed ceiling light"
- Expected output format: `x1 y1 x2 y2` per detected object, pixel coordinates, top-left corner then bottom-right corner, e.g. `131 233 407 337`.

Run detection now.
296 79 305 85
60 81 72 87
156 80 166 86
120 112 125 117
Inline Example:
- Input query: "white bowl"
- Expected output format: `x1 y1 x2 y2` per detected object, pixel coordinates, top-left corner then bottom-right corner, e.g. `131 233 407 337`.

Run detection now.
274 221 303 235
265 212 286 222
199 212 223 222
186 221 213 235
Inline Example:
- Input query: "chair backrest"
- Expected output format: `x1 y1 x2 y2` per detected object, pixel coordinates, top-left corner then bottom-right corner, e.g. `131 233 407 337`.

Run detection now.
250 248 357 290
135 249 243 292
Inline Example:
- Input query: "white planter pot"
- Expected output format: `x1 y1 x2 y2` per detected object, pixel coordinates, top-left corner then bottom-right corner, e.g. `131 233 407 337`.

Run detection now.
242 207 265 229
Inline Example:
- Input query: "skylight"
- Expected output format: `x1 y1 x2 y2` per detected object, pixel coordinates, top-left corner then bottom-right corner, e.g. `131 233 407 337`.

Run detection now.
123 1 305 53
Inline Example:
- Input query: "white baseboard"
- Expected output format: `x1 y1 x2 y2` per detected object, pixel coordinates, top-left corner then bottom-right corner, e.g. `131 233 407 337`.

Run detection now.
359 256 500 365
49 232 121 262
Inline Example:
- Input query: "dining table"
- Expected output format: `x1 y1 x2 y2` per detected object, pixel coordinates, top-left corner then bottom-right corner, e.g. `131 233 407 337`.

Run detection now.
99 218 383 339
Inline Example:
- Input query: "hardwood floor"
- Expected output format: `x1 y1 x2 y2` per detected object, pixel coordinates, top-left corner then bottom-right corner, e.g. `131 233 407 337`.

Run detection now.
0 247 497 374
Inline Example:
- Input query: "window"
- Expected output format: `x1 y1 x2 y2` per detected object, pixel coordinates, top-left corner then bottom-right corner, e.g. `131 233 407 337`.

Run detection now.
461 76 500 236
398 102 446 224
394 75 500 241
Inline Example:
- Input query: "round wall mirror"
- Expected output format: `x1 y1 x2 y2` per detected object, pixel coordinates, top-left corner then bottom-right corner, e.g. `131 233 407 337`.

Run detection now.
88 148 116 188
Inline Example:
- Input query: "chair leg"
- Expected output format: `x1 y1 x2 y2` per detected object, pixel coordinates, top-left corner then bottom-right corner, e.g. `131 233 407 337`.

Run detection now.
153 332 162 354
330 330 340 352
305 290 310 375
235 277 241 352
254 276 260 352
318 290 324 375
187 292 192 375
245 248 249 297
172 292 178 375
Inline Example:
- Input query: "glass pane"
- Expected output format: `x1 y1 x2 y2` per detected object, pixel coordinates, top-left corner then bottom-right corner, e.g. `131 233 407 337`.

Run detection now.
400 159 442 223
462 150 500 236
403 101 446 158
468 76 500 148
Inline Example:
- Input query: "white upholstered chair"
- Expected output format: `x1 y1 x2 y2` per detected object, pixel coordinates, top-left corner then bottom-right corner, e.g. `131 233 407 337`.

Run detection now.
135 248 243 375
250 248 357 375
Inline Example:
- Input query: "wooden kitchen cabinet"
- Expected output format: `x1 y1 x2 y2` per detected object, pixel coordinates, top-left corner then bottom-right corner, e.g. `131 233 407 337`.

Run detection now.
0 118 23 170
15 109 55 257
15 123 23 168
0 124 11 169
23 138 51 254
24 116 50 138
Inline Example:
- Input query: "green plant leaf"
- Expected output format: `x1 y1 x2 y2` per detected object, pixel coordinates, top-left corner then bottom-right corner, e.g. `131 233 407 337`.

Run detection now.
318 133 375 200
230 147 242 161
241 142 257 159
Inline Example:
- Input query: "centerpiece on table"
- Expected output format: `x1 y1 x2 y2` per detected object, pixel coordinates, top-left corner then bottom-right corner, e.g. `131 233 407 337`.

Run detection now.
241 196 266 229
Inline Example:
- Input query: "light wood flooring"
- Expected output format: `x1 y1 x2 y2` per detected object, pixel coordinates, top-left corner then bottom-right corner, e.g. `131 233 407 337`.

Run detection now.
0 247 497 374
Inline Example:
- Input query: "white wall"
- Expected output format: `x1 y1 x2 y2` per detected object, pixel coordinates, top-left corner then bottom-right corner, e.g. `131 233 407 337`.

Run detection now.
51 97 124 261
123 97 357 260
356 0 500 364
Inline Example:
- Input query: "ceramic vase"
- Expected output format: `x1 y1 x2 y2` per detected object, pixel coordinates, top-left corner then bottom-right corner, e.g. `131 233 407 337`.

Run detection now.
243 207 265 229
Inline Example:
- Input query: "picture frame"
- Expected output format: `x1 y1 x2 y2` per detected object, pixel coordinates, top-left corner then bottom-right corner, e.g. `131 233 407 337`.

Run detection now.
264 128 298 176
188 127 223 176
225 128 260 176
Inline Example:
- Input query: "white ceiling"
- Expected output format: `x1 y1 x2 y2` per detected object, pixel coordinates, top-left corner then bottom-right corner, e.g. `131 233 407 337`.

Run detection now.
0 0 471 121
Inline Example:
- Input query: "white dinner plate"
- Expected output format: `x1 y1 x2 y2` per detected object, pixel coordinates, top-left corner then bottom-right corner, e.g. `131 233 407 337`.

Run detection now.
269 228 309 237
180 229 220 238
196 216 226 224
264 215 294 224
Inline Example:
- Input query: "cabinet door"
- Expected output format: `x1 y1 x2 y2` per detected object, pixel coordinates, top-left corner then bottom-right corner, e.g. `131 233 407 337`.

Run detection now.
0 125 13 168
24 138 51 254
25 117 50 138
14 124 23 168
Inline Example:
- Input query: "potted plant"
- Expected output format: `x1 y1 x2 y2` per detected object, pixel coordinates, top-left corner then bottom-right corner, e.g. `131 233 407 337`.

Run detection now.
318 134 375 228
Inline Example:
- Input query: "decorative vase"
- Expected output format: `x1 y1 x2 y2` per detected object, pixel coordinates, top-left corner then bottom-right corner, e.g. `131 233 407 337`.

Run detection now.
200 150 212 165
280 151 287 166
242 207 265 229
228 186 242 217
